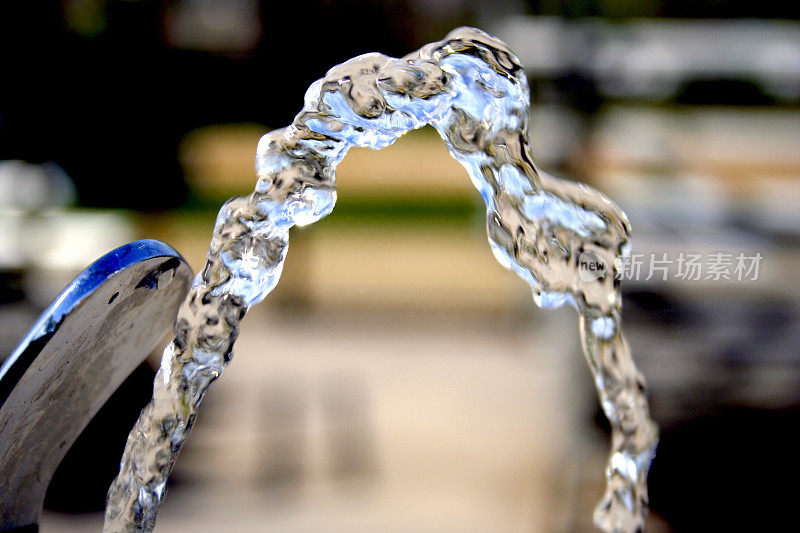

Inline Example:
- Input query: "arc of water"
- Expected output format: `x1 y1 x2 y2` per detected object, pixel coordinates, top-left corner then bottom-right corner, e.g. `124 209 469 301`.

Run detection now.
105 27 657 533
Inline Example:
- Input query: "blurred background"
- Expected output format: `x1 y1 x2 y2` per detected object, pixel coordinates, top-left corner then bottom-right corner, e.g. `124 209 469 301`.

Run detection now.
2 0 800 531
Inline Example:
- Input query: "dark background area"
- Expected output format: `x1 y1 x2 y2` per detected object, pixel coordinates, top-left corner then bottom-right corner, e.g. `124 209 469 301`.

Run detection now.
2 0 798 209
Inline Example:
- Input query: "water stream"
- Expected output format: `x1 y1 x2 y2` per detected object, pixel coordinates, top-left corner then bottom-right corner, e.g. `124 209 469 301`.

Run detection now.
104 27 658 532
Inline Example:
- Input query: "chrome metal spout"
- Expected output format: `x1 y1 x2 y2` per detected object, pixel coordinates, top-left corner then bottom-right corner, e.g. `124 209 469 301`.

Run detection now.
0 240 192 531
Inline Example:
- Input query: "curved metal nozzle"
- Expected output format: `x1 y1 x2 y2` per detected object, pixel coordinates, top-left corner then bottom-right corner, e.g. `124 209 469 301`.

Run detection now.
0 240 192 531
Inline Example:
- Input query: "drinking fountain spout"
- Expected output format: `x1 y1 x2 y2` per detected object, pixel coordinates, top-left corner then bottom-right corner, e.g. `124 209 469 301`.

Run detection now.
0 240 192 531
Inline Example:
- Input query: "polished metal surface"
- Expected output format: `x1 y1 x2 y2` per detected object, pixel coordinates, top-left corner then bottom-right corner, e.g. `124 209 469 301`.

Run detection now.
0 240 192 531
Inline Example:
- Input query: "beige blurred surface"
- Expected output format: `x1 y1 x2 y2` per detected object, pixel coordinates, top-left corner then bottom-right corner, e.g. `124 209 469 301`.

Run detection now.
92 127 622 530
180 126 474 201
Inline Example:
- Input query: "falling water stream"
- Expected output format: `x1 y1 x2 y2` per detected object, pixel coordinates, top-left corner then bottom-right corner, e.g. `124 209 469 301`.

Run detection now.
104 27 658 532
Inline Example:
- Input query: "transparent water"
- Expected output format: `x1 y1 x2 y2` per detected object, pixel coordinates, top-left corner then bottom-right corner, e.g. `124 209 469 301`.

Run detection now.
104 27 658 532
